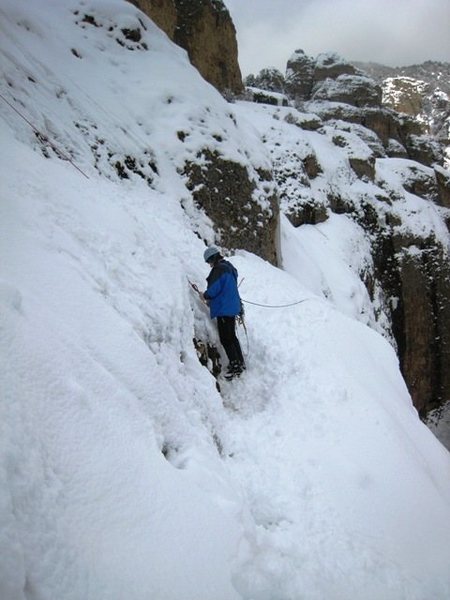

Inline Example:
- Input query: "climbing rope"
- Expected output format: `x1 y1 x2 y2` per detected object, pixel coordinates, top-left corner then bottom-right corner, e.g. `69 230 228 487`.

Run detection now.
239 276 312 309
0 92 90 179
236 296 312 358
241 297 310 309
188 278 311 310
188 277 312 363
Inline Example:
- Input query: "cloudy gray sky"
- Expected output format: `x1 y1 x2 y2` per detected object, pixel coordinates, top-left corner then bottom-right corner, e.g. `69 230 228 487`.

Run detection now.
224 0 450 76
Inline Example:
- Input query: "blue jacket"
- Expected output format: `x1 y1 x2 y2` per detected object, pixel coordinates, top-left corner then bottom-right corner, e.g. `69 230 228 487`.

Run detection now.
204 259 241 319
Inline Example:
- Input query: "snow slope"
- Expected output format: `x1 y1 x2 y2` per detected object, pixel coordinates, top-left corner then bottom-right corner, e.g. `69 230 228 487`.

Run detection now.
1 1 450 599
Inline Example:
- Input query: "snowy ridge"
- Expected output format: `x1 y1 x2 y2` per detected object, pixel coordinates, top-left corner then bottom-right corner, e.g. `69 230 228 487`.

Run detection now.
1 1 450 599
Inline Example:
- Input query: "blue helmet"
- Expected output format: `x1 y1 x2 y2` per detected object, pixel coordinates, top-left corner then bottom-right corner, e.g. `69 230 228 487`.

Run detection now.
203 246 220 263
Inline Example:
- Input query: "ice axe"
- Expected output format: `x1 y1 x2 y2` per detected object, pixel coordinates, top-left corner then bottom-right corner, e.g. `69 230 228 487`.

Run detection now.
187 278 208 305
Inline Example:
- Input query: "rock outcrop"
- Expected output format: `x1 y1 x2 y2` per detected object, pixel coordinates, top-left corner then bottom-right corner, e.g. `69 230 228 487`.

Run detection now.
392 242 450 415
286 50 382 108
331 168 450 417
129 0 177 37
173 0 243 94
183 149 279 265
246 87 289 107
405 134 444 167
314 52 359 81
130 0 243 94
435 165 450 208
312 74 382 108
285 49 315 100
382 76 428 117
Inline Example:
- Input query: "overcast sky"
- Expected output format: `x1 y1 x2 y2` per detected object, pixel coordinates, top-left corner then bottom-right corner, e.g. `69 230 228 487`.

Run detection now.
224 0 450 76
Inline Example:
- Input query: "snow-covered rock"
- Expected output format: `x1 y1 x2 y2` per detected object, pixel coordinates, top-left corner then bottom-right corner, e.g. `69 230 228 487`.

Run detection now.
244 86 289 107
312 74 382 108
314 51 359 81
383 76 429 118
282 51 446 169
355 60 450 162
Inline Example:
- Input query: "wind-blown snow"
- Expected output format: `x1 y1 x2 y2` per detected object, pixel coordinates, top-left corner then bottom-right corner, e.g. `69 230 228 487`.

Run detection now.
1 1 450 599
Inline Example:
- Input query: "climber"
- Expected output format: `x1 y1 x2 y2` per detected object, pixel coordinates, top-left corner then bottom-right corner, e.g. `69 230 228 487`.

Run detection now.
202 246 245 380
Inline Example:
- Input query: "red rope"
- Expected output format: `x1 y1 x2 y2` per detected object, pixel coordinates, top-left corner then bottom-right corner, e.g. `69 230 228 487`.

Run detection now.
0 92 90 179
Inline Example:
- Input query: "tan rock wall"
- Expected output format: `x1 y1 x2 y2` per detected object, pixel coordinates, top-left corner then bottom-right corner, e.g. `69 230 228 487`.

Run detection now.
128 0 177 37
129 0 243 94
173 0 243 94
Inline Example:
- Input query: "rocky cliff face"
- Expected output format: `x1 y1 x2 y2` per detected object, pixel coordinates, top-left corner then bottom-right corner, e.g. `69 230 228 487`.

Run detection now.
129 0 243 94
173 0 243 95
243 50 450 419
183 149 278 264
129 0 177 37
354 60 450 149
284 51 444 168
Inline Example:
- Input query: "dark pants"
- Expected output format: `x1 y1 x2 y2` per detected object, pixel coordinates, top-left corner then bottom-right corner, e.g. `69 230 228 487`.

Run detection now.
217 316 244 365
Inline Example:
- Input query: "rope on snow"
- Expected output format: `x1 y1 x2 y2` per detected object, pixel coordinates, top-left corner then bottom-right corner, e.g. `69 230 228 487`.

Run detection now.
241 297 310 309
0 92 90 179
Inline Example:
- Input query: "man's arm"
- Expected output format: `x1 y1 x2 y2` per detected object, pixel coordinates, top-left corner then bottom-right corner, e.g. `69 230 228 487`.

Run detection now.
203 266 226 300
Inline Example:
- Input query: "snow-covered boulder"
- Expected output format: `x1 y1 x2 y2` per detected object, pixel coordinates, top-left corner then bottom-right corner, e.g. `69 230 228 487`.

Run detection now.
312 74 382 108
245 86 289 107
386 137 409 158
285 50 361 103
314 51 360 81
405 133 444 166
382 76 429 116
283 110 323 131
381 160 438 200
